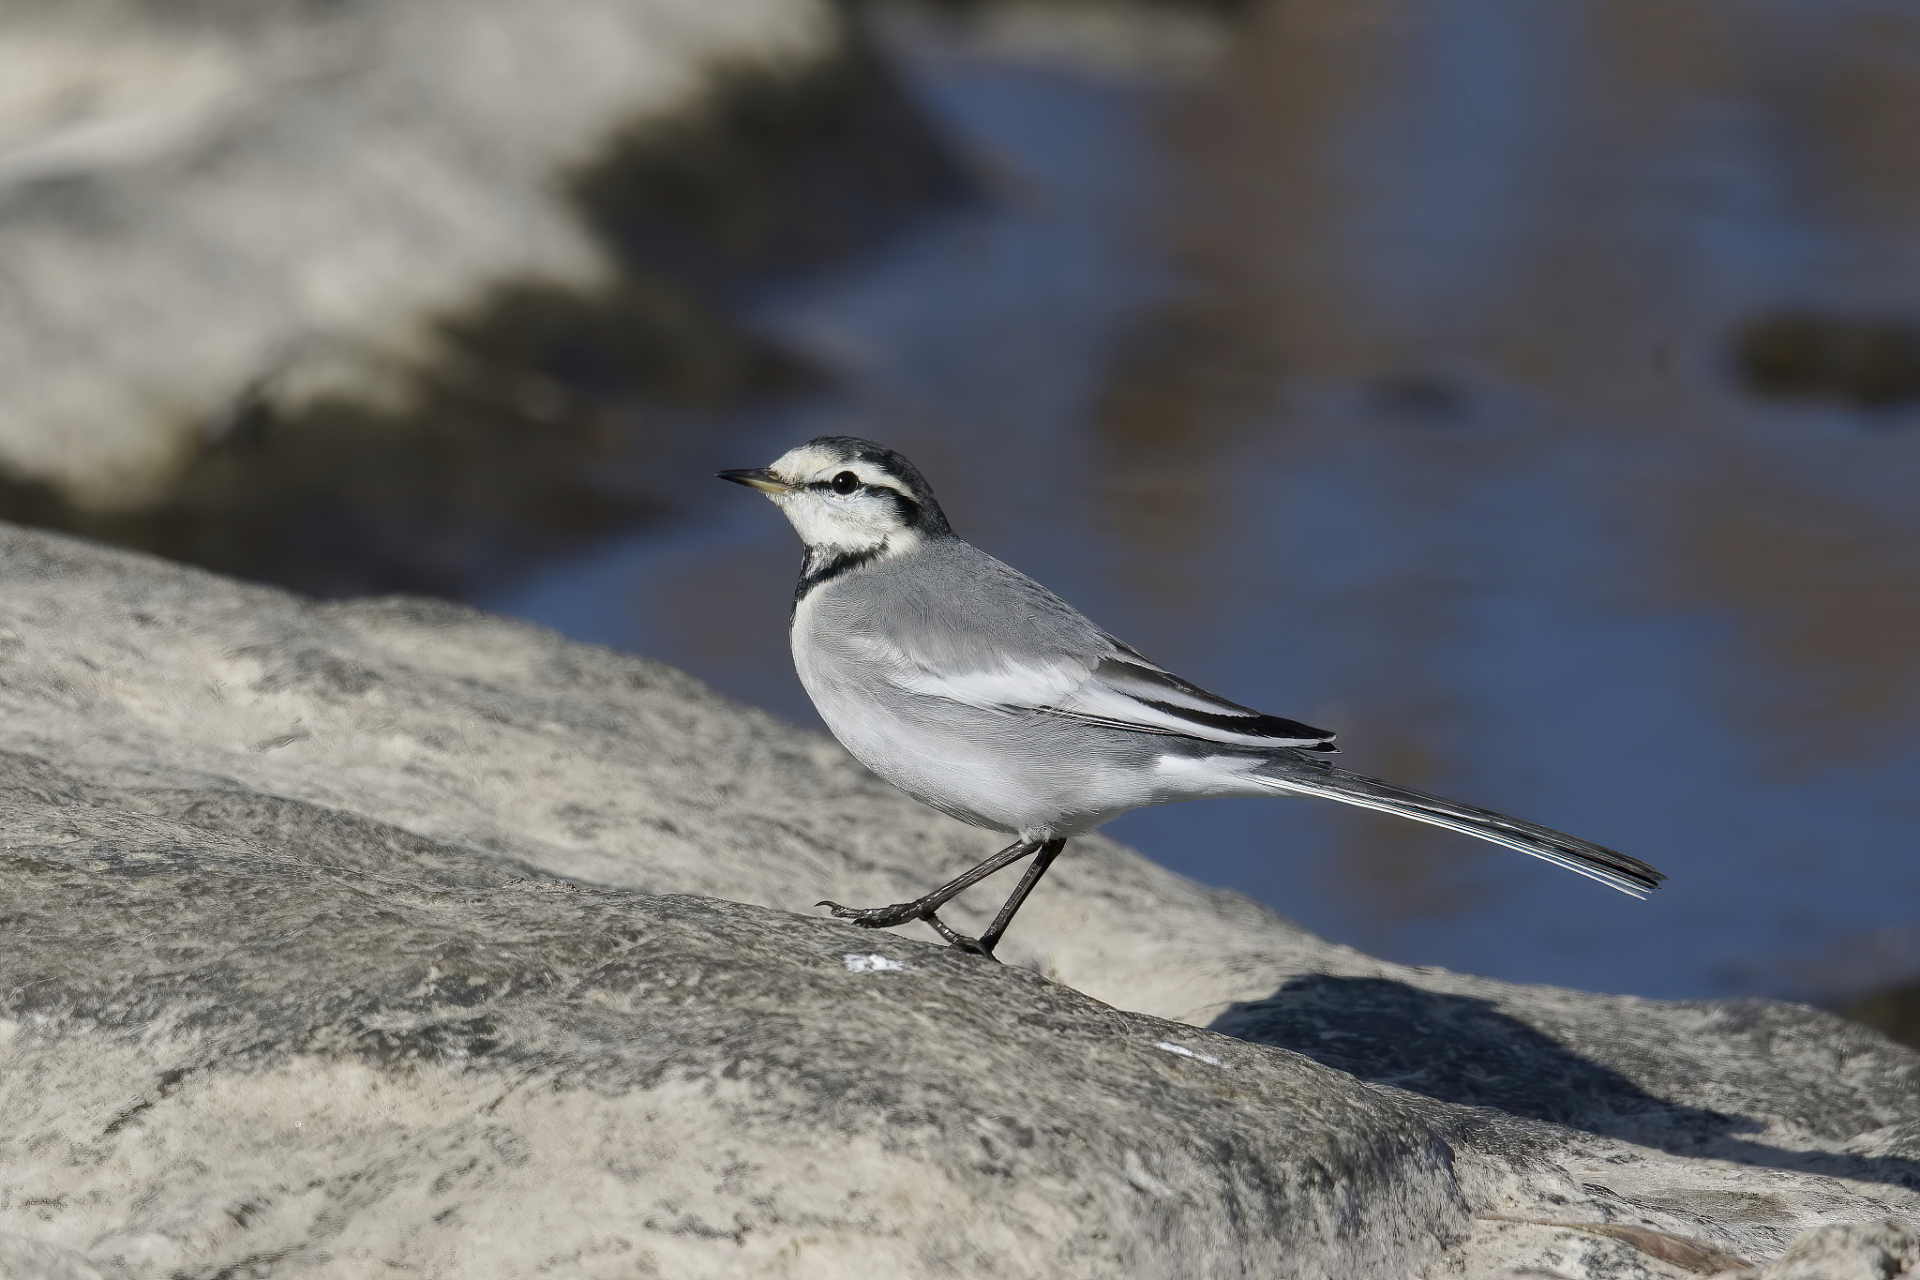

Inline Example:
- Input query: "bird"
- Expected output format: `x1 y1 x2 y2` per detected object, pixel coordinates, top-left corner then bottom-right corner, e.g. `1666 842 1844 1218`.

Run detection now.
719 436 1663 958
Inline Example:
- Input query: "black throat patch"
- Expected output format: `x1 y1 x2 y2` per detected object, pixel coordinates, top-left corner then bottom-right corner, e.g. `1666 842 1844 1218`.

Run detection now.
793 543 883 613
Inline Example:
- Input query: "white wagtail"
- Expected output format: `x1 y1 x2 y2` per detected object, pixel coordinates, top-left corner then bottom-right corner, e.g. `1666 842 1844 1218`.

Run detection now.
721 436 1663 957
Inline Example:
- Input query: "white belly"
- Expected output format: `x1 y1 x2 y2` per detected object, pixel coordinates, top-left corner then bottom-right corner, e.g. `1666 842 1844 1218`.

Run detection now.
790 600 1266 837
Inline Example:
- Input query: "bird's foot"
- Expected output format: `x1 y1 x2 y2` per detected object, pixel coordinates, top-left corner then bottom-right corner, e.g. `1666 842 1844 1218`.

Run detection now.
816 898 924 929
923 912 997 960
815 900 998 960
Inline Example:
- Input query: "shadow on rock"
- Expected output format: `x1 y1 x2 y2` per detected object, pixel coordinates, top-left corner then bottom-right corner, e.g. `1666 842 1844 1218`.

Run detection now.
1210 974 1920 1191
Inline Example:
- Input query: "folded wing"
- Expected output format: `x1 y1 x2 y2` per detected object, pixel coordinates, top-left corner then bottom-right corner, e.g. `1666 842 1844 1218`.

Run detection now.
877 634 1336 751
1051 654 1337 750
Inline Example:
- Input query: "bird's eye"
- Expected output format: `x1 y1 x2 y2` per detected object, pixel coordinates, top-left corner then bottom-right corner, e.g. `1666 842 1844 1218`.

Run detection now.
830 471 860 495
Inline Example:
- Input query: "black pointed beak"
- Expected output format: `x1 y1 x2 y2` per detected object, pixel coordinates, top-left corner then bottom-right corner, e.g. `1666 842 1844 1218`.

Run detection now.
716 467 792 495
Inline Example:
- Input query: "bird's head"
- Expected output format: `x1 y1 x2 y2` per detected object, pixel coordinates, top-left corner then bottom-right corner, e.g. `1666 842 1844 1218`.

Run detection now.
718 436 952 558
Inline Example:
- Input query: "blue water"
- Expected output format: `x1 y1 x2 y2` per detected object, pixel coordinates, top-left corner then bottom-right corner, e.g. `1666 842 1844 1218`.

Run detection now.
480 3 1920 1002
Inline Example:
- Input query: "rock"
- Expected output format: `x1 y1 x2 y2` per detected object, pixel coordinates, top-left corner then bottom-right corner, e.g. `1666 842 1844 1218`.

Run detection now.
0 0 821 507
0 0 961 597
0 1233 108 1280
1716 1220 1919 1280
0 520 1916 1277
0 772 1466 1278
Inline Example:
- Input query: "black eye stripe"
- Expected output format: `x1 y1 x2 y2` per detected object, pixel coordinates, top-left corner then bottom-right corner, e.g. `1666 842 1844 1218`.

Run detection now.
803 470 924 527
807 475 915 503
789 436 953 537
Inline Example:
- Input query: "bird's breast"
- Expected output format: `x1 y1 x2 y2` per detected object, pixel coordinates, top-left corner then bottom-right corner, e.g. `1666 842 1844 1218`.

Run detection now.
789 587 1250 836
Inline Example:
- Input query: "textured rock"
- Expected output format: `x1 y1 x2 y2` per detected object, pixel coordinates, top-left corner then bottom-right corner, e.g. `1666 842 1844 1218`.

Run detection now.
0 521 1916 1278
1717 1220 1919 1279
0 786 1463 1277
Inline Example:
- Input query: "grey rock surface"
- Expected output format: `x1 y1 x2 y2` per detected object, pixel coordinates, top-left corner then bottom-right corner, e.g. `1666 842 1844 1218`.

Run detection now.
1717 1220 1919 1279
0 766 1464 1277
0 0 831 510
0 521 1916 1278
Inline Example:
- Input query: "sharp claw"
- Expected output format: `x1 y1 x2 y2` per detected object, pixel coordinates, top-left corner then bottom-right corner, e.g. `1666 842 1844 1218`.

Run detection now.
817 900 895 926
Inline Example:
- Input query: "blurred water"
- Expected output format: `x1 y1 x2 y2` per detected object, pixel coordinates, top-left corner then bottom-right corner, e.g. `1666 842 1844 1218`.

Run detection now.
479 0 1920 1001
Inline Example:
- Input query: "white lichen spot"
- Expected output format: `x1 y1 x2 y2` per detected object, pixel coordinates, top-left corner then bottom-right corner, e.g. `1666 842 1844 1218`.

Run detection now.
1153 1041 1224 1067
842 953 906 973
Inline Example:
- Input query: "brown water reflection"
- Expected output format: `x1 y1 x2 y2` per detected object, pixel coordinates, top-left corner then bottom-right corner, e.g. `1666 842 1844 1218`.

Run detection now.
1651 457 1920 762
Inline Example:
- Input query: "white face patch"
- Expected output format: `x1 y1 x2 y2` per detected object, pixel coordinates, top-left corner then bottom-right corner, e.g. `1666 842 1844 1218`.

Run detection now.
761 443 921 556
767 442 855 483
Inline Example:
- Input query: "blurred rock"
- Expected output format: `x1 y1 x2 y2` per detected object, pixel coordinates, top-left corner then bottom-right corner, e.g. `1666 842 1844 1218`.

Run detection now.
0 0 963 597
0 1233 109 1280
0 519 1916 1278
1736 312 1920 411
1715 1220 1919 1280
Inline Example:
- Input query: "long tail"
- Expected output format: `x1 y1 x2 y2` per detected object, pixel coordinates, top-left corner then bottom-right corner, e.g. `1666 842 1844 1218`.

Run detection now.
1251 757 1664 898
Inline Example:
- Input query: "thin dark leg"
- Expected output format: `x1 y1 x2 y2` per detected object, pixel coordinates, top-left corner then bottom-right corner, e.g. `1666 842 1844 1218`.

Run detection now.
921 911 982 951
818 838 1041 931
975 838 1066 956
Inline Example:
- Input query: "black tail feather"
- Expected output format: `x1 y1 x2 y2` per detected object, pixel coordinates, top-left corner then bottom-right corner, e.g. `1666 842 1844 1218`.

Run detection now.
1254 759 1664 897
